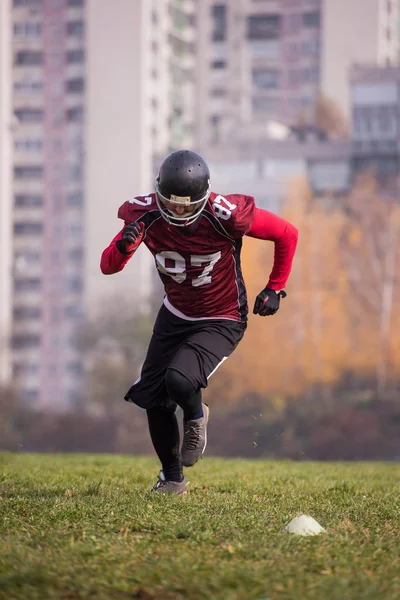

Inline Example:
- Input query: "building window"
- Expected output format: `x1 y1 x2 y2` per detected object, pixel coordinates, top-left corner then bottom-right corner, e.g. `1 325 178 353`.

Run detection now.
211 88 227 97
14 138 42 151
248 38 280 58
13 22 42 38
69 135 83 151
68 165 83 181
68 0 84 6
169 4 192 29
210 114 221 142
14 250 41 267
302 38 320 56
65 304 83 319
13 0 42 6
303 11 320 27
302 97 313 107
66 106 83 121
14 80 43 94
67 221 83 236
302 66 319 83
252 97 279 113
14 166 43 179
212 4 227 41
14 222 43 235
14 108 43 123
247 14 281 40
68 247 83 261
15 51 42 65
13 306 41 320
21 389 40 403
67 21 84 37
13 363 39 377
211 60 227 69
14 278 41 292
68 192 83 206
12 335 41 349
169 33 191 57
65 362 83 374
66 78 84 92
252 68 280 89
66 49 85 63
14 194 42 207
67 277 83 292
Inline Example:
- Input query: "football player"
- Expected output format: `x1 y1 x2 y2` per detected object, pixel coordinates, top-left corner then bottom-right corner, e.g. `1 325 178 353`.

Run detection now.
100 150 298 495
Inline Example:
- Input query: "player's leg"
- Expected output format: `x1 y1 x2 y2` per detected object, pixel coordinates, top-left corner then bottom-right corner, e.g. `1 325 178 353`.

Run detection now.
124 306 187 492
166 319 246 467
165 368 210 469
146 405 186 495
165 368 203 421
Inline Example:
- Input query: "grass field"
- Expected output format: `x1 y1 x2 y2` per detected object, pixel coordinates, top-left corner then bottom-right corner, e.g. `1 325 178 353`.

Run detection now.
0 453 399 600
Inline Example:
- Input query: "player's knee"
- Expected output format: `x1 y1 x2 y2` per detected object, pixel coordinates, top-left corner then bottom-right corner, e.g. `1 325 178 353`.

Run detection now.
165 368 195 403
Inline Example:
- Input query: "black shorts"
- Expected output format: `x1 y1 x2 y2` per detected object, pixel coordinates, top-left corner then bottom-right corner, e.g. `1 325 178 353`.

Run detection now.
124 304 246 411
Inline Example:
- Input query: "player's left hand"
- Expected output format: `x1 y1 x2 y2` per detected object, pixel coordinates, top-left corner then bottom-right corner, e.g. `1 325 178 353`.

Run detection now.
253 287 287 316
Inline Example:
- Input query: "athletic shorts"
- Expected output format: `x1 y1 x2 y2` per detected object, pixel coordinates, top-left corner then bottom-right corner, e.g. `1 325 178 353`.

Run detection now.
124 304 246 411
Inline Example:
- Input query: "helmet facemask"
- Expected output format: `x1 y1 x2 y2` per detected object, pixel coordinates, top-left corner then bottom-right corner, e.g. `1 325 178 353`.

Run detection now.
155 178 211 227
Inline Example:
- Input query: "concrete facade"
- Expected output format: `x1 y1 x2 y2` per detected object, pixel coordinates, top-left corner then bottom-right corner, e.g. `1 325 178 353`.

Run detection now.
350 64 400 181
321 0 400 119
0 0 13 383
196 0 323 150
2 0 196 407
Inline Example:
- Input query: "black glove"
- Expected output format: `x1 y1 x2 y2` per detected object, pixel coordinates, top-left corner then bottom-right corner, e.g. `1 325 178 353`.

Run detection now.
116 222 144 254
253 287 287 316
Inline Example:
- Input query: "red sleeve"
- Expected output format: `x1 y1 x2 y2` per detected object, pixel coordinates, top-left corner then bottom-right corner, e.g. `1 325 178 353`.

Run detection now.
100 228 135 275
246 207 298 290
210 193 256 239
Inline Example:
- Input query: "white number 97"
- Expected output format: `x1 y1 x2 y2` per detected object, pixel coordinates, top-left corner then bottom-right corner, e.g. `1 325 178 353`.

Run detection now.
212 195 237 221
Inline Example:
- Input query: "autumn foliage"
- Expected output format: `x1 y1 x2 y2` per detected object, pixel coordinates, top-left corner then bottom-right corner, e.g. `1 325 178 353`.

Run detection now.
209 174 400 407
2 174 400 459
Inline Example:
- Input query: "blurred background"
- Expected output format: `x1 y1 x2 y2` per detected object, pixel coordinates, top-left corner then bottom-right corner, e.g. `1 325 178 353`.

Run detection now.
0 0 399 460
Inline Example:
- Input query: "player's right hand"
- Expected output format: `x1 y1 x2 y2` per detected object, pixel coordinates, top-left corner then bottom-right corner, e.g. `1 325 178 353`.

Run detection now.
116 222 145 254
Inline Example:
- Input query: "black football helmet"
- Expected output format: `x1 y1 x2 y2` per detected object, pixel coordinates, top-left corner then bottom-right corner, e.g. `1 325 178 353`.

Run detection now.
155 150 211 226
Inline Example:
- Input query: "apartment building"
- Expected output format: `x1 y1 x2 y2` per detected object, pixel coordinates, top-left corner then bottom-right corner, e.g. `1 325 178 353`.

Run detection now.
350 64 400 181
2 0 196 407
321 0 400 119
0 0 13 383
85 0 196 314
10 0 86 407
196 0 323 149
195 0 400 152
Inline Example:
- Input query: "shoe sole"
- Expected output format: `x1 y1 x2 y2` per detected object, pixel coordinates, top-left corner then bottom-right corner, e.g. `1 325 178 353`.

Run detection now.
182 403 210 468
202 403 210 456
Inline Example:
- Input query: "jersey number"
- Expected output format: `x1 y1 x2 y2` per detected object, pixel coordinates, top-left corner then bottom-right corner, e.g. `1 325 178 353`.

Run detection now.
212 195 237 220
128 196 152 206
155 251 222 287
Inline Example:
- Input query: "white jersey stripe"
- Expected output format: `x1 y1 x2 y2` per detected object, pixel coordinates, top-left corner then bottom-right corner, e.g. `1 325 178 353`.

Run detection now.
163 296 238 322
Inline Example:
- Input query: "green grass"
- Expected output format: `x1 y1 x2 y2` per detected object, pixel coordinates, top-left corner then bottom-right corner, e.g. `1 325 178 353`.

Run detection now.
0 453 399 600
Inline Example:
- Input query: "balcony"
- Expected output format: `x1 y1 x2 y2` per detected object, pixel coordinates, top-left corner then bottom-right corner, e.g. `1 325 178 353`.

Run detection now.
247 14 281 41
12 319 42 336
13 140 44 165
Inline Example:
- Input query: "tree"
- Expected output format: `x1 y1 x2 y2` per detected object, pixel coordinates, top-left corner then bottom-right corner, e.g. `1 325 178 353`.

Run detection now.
314 91 349 139
340 174 400 392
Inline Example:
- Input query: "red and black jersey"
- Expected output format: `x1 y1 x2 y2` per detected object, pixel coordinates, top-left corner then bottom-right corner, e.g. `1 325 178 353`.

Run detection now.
100 192 298 323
